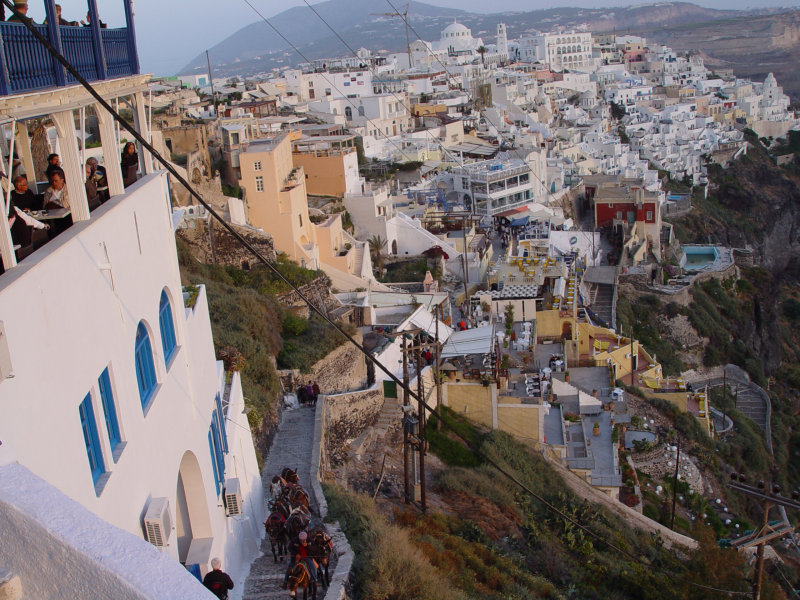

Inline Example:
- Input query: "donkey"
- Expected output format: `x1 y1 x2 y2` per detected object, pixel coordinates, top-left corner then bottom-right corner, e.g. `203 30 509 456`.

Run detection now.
281 467 300 485
307 527 333 587
287 561 317 600
264 512 288 563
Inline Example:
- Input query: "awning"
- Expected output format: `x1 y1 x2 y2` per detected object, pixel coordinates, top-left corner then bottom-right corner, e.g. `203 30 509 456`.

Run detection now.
441 326 496 358
510 215 530 227
495 206 529 218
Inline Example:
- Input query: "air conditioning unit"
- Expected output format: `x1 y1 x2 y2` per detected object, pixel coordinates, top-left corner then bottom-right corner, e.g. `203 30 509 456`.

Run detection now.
223 478 242 516
144 497 172 547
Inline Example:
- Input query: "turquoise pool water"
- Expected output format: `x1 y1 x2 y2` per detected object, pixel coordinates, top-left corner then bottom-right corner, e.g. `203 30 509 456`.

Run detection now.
682 246 719 272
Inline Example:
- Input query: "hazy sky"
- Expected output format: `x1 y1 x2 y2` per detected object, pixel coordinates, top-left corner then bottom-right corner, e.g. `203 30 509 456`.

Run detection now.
33 0 800 76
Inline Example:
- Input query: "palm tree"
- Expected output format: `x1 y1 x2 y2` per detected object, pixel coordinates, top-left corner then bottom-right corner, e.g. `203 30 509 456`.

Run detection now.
368 235 387 271
477 45 487 68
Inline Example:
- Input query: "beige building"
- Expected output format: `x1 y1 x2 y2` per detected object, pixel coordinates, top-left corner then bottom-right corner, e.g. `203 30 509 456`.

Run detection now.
239 133 375 289
291 134 361 197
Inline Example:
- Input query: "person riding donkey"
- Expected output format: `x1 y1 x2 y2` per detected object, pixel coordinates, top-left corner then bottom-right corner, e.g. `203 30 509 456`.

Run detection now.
282 530 318 595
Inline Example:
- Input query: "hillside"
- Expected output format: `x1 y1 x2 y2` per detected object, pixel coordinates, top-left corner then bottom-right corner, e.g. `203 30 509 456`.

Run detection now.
179 0 466 74
180 1 740 78
644 10 800 101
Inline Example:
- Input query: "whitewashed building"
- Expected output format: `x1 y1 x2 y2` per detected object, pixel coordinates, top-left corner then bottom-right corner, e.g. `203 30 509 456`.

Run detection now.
0 3 264 598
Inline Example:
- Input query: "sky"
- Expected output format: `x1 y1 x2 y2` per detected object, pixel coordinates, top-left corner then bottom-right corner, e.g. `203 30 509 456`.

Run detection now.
32 0 800 76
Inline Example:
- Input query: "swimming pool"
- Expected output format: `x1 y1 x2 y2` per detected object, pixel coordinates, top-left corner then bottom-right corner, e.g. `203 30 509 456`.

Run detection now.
681 246 719 272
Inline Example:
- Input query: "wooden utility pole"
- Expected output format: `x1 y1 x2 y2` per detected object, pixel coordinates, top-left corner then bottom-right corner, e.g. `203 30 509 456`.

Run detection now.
205 50 218 118
670 437 681 530
416 343 427 511
435 304 443 431
727 477 800 600
402 336 410 504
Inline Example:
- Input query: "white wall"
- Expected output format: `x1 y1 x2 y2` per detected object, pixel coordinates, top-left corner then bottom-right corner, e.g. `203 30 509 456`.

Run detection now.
0 462 215 600
0 173 262 584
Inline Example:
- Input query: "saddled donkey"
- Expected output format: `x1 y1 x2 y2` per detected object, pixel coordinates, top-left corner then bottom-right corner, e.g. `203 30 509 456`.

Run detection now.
308 526 333 587
281 467 299 485
264 511 288 563
285 507 310 540
287 561 317 600
284 484 310 513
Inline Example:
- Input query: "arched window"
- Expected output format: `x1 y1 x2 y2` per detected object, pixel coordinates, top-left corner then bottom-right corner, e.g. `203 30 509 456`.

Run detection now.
345 106 352 120
159 290 177 364
134 322 157 409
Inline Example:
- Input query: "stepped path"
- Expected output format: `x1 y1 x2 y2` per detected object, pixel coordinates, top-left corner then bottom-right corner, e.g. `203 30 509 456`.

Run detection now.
242 405 328 600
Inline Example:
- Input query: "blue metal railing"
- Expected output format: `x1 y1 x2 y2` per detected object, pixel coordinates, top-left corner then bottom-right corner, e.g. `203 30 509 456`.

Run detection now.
0 2 139 97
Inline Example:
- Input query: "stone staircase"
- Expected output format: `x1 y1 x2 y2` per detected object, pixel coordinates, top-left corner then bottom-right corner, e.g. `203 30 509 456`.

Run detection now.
242 406 335 600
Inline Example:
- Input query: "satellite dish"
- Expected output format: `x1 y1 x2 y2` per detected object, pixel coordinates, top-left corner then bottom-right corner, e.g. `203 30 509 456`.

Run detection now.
569 236 578 245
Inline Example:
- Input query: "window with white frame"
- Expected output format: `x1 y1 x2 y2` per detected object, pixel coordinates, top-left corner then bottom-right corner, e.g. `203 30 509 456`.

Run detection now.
255 176 264 192
253 160 262 171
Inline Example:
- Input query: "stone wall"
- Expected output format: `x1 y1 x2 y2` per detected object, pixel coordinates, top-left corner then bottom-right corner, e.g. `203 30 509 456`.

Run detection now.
323 387 384 466
276 276 335 312
279 330 367 396
176 220 276 268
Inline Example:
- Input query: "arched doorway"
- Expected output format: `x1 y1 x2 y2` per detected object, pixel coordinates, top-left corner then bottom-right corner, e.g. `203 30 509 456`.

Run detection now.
391 239 397 255
176 451 213 564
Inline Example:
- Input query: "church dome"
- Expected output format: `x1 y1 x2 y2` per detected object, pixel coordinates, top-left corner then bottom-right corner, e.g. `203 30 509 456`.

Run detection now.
442 21 471 39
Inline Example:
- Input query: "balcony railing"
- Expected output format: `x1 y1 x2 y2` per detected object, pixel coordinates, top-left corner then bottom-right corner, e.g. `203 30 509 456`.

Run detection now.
0 1 139 96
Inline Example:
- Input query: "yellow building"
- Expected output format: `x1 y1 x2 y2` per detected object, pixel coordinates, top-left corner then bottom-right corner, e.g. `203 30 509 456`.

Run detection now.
239 133 376 289
291 134 360 198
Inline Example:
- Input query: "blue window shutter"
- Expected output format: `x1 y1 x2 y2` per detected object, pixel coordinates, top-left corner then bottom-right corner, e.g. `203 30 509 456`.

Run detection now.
135 322 157 409
215 394 228 453
159 291 177 363
210 412 225 490
208 431 220 496
79 394 105 484
98 368 121 451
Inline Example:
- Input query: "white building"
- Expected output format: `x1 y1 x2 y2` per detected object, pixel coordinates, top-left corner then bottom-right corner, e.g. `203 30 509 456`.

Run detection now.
453 157 535 216
518 30 593 71
0 14 264 597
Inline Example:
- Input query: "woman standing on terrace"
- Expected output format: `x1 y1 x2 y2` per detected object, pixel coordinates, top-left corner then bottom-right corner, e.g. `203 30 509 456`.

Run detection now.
120 142 138 188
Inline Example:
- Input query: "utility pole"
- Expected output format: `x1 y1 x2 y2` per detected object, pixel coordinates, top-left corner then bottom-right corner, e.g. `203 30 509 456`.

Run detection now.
206 50 218 118
402 335 410 505
416 343 427 511
727 476 800 600
670 437 681 530
435 304 443 431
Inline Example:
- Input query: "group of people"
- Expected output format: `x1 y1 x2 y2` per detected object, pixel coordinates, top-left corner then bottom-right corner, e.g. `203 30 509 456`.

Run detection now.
2 142 140 258
297 381 320 406
3 1 106 27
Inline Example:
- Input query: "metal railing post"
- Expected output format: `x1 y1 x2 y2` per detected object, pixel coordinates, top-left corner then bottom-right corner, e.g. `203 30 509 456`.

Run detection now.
0 28 10 95
122 0 139 74
43 0 65 86
87 0 106 80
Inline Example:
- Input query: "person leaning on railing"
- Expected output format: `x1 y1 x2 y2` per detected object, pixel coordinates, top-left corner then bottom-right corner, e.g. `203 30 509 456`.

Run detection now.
6 0 33 23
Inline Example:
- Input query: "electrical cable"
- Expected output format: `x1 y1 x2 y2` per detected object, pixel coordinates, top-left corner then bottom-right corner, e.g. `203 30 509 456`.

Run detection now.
0 3 749 595
384 0 563 207
298 0 463 166
238 0 416 166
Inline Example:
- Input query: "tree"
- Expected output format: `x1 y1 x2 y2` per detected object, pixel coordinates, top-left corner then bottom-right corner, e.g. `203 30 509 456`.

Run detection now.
368 235 388 271
477 45 487 68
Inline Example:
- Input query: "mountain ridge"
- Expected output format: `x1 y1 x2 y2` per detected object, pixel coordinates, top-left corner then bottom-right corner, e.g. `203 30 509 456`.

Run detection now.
179 1 741 76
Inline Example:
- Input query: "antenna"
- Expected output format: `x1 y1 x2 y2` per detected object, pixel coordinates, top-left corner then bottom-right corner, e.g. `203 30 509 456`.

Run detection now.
371 3 412 70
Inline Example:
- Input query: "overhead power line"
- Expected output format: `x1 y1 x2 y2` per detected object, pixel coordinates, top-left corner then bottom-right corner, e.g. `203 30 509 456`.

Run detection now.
0 2 749 595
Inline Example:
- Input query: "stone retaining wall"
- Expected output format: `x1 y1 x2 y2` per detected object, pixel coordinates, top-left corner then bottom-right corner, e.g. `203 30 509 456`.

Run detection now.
312 398 353 600
176 220 276 267
324 387 384 466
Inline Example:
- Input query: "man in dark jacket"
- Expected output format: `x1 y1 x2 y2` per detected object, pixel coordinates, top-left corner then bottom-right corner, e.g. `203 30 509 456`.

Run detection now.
202 558 234 600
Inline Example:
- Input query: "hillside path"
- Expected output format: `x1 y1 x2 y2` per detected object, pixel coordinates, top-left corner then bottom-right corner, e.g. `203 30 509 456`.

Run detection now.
241 405 329 600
